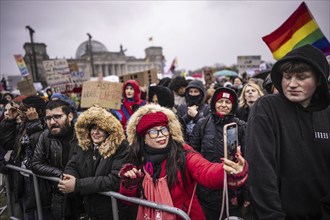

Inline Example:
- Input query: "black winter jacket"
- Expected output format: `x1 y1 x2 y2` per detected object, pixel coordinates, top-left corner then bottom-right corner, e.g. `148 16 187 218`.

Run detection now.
177 103 210 143
1 118 51 211
31 129 79 177
190 113 246 210
64 141 130 220
31 128 84 219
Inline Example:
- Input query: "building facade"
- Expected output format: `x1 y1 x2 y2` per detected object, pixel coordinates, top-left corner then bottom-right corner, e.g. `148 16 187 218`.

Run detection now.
23 40 165 87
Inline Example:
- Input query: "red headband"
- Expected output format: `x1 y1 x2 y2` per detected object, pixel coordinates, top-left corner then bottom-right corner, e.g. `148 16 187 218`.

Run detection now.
136 112 168 136
215 91 235 104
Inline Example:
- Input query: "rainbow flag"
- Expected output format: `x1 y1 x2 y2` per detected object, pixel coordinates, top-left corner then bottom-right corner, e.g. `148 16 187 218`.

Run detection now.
262 2 330 60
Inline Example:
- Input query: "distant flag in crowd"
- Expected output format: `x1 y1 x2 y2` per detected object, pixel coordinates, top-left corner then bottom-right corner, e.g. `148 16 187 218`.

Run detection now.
14 54 30 77
262 2 330 60
168 58 178 73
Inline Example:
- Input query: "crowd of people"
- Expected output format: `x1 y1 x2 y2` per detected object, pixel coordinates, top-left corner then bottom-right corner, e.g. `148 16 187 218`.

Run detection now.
0 44 329 220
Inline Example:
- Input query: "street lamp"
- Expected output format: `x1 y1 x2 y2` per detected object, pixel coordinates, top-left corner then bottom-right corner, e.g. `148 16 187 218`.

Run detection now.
87 33 95 77
26 25 39 82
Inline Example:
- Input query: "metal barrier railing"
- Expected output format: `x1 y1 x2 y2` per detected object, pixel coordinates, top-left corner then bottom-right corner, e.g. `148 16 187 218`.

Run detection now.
4 164 191 220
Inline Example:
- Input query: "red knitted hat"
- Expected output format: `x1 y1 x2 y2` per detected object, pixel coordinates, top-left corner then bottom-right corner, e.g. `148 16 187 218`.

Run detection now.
136 112 168 136
215 91 235 104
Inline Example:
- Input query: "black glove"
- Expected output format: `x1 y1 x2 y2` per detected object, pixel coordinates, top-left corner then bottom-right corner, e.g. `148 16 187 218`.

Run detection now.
0 160 9 174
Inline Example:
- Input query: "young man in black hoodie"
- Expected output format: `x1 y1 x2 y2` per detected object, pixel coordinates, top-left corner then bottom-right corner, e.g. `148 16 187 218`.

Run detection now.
245 44 330 220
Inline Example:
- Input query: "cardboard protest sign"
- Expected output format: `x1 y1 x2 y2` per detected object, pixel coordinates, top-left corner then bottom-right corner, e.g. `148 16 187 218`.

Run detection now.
237 56 261 74
80 81 123 109
17 78 36 96
203 69 215 88
43 59 71 93
119 69 157 86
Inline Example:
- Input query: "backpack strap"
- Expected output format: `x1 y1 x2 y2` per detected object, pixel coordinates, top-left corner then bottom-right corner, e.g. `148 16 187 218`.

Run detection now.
187 182 197 215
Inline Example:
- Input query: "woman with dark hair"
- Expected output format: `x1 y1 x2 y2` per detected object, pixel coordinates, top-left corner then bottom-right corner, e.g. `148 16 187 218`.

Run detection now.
119 104 248 220
59 106 132 220
112 80 147 130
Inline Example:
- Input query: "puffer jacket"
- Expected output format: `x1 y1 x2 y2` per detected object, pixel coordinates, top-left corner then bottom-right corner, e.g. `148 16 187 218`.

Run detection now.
190 87 246 213
64 106 131 220
120 144 226 220
121 104 248 220
190 113 246 211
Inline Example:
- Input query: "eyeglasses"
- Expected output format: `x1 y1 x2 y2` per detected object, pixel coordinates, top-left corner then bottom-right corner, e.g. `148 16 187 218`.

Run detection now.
147 127 169 139
45 114 64 122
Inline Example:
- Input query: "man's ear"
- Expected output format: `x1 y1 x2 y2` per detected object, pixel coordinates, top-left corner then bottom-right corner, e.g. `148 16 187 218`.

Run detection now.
67 112 74 123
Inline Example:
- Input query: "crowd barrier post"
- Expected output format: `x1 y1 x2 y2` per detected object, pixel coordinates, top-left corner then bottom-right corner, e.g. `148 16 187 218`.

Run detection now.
32 174 43 220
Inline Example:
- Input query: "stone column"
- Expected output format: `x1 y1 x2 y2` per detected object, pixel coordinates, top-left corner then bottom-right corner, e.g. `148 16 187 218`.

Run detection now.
111 64 115 75
104 64 108 76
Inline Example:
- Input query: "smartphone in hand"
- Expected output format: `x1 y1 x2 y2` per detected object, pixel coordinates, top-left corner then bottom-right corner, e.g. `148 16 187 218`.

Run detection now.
223 122 238 161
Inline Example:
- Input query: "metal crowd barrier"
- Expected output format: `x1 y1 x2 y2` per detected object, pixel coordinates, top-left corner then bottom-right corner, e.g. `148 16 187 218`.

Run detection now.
4 164 191 220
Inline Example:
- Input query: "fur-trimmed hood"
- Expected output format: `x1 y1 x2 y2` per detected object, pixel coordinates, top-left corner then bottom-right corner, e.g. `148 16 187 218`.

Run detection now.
75 106 125 158
126 104 184 145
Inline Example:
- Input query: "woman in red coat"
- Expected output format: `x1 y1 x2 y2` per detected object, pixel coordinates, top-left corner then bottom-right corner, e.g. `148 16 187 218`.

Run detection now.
119 104 248 220
113 80 147 130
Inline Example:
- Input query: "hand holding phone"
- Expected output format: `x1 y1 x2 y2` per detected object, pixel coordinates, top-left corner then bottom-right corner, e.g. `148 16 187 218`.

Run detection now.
223 122 238 161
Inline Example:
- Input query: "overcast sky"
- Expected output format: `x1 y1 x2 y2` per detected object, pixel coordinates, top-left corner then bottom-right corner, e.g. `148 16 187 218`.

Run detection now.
1 0 329 77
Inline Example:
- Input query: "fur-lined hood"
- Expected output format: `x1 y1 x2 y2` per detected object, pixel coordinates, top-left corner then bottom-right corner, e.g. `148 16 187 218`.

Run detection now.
126 104 184 145
75 106 125 158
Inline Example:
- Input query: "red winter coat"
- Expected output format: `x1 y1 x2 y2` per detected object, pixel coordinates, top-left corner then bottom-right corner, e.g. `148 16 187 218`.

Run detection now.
114 80 146 129
120 145 225 220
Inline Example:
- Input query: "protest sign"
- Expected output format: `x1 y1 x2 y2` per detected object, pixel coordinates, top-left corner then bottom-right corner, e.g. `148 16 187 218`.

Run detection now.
80 81 123 109
43 59 71 92
203 69 214 88
237 56 261 74
17 78 36 96
119 69 157 86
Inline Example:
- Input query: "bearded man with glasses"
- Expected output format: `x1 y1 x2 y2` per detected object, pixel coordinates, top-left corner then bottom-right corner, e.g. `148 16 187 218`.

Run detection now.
31 99 84 220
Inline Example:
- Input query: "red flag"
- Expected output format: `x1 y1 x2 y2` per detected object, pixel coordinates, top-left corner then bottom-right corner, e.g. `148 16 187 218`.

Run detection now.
167 58 177 73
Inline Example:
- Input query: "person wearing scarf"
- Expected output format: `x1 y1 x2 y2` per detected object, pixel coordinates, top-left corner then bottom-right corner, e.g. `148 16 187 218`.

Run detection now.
189 87 250 220
118 104 248 220
112 80 146 130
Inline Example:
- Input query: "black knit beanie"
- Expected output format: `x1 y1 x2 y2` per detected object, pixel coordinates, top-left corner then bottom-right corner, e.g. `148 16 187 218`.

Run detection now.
22 95 46 110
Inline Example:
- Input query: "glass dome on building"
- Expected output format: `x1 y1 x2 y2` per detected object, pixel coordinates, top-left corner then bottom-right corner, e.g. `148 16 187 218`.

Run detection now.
75 40 108 59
